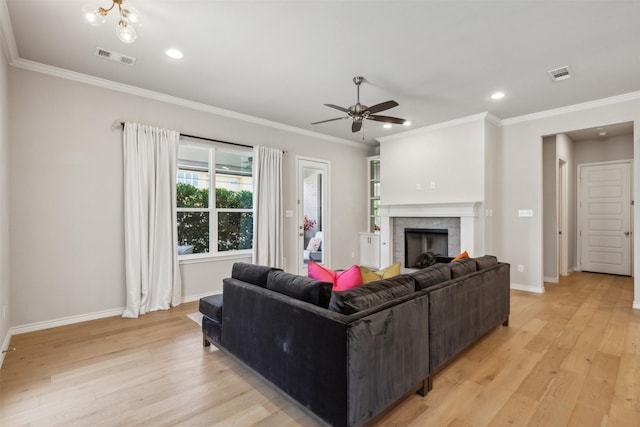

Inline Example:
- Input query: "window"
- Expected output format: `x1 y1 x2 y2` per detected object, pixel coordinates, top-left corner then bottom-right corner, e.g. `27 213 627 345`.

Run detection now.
176 141 253 256
177 172 200 187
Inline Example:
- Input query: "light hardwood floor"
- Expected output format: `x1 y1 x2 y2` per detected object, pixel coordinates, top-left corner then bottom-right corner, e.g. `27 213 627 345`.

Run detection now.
1 272 639 426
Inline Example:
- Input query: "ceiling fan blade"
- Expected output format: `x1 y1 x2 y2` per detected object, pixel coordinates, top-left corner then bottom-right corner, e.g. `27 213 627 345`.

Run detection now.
311 117 349 125
325 103 350 113
368 115 407 125
367 100 399 115
352 120 363 133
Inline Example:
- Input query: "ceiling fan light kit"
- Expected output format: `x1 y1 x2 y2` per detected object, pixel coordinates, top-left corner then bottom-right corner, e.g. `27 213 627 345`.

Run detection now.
83 0 141 43
311 76 409 136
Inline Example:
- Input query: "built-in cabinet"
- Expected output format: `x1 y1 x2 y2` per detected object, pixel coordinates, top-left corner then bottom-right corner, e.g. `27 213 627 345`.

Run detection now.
359 232 380 268
368 156 381 232
360 156 381 268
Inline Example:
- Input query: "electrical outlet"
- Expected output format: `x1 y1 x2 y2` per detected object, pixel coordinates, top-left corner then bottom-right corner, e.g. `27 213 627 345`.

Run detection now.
351 252 355 258
2 304 6 321
517 264 524 273
430 181 436 189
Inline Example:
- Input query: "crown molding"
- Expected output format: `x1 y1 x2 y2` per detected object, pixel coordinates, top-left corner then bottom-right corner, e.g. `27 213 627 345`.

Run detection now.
377 112 494 143
10 57 365 150
501 90 640 126
0 0 18 64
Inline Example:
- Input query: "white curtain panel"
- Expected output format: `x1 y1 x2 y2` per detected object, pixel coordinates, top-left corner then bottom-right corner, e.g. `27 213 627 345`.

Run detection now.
252 146 283 268
122 122 182 318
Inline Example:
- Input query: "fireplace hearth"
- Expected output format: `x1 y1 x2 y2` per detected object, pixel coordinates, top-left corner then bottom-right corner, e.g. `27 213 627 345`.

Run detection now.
404 228 448 268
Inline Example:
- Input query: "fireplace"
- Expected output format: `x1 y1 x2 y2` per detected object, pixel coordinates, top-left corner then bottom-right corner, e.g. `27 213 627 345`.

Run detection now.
404 228 448 268
377 202 482 269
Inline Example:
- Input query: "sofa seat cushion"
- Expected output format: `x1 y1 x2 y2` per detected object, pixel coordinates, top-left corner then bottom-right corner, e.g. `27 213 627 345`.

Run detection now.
199 293 223 322
450 257 477 278
475 255 498 270
329 274 416 315
232 262 280 287
267 270 333 308
410 263 451 290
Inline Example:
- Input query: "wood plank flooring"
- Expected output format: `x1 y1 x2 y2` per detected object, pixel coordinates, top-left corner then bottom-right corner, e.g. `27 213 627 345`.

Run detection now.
1 272 639 426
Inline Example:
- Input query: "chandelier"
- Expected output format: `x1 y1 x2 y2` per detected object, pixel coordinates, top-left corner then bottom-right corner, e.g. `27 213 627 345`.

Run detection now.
82 0 141 44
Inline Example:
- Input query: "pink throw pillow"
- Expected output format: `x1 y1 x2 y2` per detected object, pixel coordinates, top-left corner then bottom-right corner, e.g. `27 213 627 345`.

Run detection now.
308 262 363 291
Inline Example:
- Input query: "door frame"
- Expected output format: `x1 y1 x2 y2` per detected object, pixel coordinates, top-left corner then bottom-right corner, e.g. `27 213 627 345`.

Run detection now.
295 156 331 274
577 159 633 274
558 158 569 276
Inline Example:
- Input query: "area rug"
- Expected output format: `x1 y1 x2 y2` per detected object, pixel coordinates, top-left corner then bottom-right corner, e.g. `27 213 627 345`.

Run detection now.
187 312 202 326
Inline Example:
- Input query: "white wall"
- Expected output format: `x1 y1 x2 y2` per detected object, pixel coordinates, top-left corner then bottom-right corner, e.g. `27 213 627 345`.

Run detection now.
575 134 633 165
483 119 500 255
0 32 10 356
499 97 640 307
379 116 485 205
8 67 368 328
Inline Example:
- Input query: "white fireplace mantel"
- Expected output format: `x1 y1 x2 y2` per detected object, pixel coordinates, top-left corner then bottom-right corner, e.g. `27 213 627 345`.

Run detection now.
378 202 483 266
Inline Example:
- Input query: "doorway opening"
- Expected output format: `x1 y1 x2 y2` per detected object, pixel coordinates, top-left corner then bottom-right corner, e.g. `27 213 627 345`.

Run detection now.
542 122 634 282
296 157 330 275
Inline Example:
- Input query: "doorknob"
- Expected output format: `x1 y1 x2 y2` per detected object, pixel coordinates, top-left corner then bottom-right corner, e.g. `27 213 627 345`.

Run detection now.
624 231 631 236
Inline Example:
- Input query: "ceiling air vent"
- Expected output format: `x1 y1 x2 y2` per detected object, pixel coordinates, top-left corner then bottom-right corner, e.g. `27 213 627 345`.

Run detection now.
548 66 572 82
95 47 136 66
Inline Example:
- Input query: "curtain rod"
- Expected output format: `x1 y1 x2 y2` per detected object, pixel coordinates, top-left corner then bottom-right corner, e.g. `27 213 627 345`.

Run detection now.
119 122 254 150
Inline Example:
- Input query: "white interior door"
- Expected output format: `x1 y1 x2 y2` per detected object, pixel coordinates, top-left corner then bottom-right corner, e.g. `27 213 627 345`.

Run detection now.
579 161 632 275
296 157 330 275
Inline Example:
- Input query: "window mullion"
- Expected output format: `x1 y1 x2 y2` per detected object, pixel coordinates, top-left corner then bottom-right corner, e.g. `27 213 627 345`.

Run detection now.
210 147 217 254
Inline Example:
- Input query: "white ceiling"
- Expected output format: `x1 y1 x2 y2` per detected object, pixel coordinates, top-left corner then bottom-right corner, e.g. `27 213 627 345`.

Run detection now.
3 1 640 145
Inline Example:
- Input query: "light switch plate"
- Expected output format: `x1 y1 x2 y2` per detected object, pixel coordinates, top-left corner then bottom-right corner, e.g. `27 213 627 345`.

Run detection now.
518 209 533 217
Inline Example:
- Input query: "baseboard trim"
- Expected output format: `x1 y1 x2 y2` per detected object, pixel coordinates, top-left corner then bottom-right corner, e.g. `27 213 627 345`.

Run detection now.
9 307 126 336
7 292 223 336
544 276 559 284
633 300 640 310
181 290 222 304
0 329 13 369
511 282 545 293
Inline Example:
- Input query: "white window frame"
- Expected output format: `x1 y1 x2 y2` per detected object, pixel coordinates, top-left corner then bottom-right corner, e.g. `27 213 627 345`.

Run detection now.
177 138 253 260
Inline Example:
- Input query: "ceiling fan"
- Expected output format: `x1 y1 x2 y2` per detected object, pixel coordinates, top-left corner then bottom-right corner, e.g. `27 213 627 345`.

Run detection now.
311 76 408 133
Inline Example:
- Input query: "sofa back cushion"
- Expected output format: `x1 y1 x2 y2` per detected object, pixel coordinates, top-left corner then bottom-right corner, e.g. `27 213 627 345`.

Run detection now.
329 275 415 315
410 263 451 290
475 255 498 270
450 257 477 278
267 270 333 308
232 262 280 287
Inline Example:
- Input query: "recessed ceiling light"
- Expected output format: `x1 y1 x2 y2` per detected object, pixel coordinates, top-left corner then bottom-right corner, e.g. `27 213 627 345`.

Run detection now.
383 123 392 129
165 48 183 59
491 92 505 100
403 120 411 127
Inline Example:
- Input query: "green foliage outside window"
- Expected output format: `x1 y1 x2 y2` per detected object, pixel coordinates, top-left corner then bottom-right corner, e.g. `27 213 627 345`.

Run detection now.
177 183 253 253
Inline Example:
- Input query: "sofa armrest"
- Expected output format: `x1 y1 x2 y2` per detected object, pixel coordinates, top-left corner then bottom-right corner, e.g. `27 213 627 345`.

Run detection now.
428 262 510 372
345 293 430 426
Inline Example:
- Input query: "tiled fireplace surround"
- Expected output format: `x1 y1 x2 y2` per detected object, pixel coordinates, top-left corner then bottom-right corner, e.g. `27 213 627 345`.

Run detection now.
378 202 482 269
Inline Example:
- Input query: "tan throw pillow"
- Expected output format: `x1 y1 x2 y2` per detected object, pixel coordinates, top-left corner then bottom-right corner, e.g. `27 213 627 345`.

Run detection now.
360 262 401 284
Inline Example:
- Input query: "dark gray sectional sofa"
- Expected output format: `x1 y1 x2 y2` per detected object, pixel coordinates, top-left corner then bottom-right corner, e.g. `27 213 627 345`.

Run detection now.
200 256 510 427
